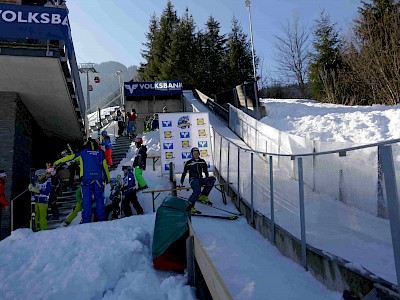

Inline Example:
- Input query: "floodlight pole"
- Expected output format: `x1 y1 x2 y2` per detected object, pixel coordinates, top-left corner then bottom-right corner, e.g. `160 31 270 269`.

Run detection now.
115 70 124 107
245 0 257 82
78 63 98 111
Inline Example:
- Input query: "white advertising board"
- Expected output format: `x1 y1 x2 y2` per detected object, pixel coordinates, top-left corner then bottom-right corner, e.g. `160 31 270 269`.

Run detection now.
158 112 214 175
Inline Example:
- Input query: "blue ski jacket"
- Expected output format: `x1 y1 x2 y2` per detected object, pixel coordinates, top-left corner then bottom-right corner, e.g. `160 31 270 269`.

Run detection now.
122 171 135 196
101 136 113 150
34 179 52 204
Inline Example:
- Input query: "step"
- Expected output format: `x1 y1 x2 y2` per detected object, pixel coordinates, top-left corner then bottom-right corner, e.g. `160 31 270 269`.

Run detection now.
113 143 131 147
112 148 129 153
113 156 126 160
57 195 76 201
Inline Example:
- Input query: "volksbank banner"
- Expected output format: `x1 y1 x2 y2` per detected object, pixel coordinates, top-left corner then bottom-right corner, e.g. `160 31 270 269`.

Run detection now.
124 80 183 97
0 3 71 45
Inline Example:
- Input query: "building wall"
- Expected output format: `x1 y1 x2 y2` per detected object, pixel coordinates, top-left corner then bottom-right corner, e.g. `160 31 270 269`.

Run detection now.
0 92 70 239
0 92 20 238
125 98 183 133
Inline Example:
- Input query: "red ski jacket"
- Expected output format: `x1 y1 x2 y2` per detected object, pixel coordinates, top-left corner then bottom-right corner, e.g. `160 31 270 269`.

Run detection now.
0 179 9 207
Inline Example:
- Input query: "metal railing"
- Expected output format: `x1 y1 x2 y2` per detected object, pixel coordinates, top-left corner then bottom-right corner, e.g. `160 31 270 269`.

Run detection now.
185 95 400 289
212 127 400 288
86 87 121 115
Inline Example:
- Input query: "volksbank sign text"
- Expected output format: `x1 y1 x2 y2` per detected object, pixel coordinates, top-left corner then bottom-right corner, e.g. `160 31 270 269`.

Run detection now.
124 80 183 96
0 3 71 44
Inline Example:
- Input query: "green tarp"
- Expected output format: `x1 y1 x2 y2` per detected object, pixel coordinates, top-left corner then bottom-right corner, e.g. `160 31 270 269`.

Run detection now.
152 196 190 259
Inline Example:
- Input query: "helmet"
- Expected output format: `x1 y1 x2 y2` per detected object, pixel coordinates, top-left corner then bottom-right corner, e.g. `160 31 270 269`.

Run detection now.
191 147 200 155
46 166 56 176
122 165 132 172
101 130 107 136
35 169 47 183
0 170 7 178
134 137 143 144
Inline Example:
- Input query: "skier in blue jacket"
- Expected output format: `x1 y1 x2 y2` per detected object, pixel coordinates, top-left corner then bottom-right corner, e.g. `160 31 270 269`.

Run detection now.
100 130 113 167
55 138 110 223
121 166 143 216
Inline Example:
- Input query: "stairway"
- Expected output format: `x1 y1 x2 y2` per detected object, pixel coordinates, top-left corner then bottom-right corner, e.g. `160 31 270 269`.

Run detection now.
109 136 132 171
47 188 77 230
46 136 131 229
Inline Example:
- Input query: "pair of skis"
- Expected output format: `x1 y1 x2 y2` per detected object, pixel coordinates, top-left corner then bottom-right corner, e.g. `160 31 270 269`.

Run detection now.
186 198 242 220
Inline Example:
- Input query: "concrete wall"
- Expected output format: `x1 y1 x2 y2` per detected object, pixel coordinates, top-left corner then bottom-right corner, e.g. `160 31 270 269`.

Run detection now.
125 97 183 133
0 92 18 239
0 92 72 239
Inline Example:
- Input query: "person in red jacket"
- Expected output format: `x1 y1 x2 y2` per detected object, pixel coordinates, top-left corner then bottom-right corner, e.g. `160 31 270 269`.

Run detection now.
0 170 10 236
0 170 9 208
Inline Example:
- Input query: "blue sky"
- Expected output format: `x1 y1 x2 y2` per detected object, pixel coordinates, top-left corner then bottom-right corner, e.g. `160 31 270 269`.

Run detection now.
67 0 362 72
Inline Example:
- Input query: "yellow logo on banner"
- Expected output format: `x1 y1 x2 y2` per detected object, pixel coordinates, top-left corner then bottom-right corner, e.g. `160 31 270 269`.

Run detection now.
182 140 190 148
200 149 208 157
198 129 206 137
165 152 173 159
164 131 172 138
197 118 205 125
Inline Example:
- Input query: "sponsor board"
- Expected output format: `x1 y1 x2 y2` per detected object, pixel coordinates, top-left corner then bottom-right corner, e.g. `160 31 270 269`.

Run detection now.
159 112 213 174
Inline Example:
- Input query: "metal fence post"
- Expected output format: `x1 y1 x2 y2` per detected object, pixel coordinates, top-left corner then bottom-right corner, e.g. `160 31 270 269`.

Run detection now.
186 236 195 286
379 145 400 288
298 157 307 270
377 151 386 218
237 147 241 211
251 152 254 224
270 155 275 245
169 162 177 196
219 136 223 179
227 143 230 185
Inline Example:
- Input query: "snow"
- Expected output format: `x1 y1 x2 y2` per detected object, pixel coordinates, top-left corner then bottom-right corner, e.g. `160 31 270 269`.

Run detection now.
260 98 400 143
2 95 400 299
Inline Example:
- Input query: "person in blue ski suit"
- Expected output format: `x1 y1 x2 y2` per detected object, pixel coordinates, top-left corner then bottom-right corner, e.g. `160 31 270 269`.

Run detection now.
121 166 143 216
55 138 110 223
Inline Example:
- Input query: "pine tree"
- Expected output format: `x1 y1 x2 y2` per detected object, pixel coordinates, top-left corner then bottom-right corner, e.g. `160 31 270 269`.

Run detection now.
308 11 342 101
199 16 227 95
161 8 196 83
138 14 159 80
223 17 254 89
139 1 178 81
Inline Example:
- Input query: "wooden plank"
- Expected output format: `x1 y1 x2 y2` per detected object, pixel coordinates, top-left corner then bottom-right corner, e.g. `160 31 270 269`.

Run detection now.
189 222 233 300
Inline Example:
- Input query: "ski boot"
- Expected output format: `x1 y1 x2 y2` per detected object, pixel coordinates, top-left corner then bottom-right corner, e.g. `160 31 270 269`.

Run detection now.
198 194 213 206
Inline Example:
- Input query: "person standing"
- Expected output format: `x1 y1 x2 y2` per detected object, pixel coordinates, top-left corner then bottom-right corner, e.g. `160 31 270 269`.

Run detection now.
121 166 143 216
28 169 53 231
46 166 61 220
116 110 125 136
0 170 10 236
132 137 148 190
180 147 216 212
129 109 138 138
100 130 113 167
55 138 110 223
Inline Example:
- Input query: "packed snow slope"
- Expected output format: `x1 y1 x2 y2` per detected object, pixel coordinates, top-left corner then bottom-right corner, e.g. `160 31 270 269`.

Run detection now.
260 99 400 143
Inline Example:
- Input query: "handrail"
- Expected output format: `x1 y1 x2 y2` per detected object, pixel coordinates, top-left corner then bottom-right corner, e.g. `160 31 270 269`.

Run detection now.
87 87 121 115
214 125 400 158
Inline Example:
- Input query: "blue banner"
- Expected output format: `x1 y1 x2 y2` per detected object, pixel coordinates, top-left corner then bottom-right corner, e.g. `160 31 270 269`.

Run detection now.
124 80 183 97
0 3 71 42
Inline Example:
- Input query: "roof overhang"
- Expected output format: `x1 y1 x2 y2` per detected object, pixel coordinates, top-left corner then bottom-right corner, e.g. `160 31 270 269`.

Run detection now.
0 55 84 141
